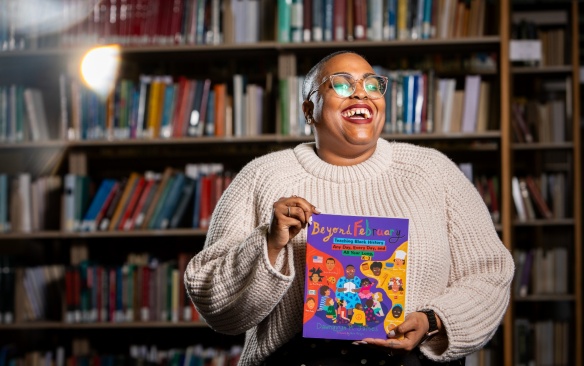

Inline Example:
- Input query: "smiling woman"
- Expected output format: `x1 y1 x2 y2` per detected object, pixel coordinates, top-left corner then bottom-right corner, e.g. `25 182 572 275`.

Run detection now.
184 51 514 366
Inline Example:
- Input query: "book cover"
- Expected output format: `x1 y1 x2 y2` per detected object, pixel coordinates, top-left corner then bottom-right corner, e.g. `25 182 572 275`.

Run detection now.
303 213 409 341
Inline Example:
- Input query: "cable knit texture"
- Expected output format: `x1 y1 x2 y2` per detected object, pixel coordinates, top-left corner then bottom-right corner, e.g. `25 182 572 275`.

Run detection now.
184 139 514 366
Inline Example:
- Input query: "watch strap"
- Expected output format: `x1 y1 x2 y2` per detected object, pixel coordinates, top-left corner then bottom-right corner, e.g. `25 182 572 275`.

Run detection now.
419 309 439 344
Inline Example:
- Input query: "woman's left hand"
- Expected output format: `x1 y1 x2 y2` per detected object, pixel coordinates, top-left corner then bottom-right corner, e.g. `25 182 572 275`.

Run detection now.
359 312 438 356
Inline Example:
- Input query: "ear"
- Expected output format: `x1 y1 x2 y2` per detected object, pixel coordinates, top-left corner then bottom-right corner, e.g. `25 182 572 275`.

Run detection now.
302 99 314 121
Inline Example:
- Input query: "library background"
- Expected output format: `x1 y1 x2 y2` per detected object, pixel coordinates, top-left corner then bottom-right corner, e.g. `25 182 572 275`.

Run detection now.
0 0 582 365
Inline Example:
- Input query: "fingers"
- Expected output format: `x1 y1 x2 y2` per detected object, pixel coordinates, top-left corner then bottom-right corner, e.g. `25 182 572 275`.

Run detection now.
274 195 320 227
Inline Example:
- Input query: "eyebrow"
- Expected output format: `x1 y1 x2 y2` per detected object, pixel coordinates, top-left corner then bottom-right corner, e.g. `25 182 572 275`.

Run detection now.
328 72 376 78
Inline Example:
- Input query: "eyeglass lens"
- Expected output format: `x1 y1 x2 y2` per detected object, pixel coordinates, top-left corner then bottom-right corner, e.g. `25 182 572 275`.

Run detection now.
331 75 387 99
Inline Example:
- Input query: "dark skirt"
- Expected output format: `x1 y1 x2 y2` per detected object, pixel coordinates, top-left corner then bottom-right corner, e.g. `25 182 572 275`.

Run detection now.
261 334 465 366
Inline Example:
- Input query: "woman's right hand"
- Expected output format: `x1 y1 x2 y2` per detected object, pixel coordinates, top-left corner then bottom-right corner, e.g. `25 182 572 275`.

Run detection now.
267 195 320 265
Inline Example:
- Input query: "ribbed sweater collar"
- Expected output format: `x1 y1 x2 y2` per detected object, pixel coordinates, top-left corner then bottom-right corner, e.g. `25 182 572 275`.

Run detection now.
293 138 392 183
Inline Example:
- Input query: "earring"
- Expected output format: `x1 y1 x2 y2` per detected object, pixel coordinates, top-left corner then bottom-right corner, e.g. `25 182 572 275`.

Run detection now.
306 117 313 125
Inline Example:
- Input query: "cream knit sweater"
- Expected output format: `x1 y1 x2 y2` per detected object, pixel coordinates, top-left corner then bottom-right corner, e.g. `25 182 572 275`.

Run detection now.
185 139 514 366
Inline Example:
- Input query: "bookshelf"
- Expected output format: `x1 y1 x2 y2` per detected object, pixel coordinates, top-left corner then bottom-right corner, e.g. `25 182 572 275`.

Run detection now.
0 1 580 365
507 1 582 366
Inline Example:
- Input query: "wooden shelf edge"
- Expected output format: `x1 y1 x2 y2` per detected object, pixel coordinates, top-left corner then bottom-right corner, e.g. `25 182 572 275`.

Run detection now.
0 36 501 58
0 229 207 240
514 294 576 302
0 321 209 330
513 218 575 226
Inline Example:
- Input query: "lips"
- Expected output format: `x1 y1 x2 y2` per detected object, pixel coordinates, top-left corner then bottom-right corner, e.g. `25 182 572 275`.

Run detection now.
341 104 373 123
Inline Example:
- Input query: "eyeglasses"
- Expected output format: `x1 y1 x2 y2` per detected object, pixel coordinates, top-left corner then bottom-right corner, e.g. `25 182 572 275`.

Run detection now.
306 73 388 100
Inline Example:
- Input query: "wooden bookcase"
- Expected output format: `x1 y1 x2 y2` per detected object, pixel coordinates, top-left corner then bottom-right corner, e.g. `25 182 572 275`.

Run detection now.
0 1 581 365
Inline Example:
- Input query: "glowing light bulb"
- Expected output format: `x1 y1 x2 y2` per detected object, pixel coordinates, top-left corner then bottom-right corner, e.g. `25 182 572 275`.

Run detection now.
80 45 120 99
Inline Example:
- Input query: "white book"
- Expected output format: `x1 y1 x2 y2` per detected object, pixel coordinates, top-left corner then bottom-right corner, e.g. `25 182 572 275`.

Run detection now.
233 74 244 136
461 75 481 133
512 177 527 222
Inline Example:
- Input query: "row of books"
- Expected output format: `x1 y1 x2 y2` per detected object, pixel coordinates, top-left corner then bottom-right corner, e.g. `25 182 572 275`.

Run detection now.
278 0 489 43
511 174 567 223
0 344 242 366
512 10 567 67
0 0 226 50
511 79 572 144
0 163 230 234
70 164 228 233
0 252 200 324
61 73 270 142
513 247 569 298
0 86 52 143
0 0 490 51
514 319 570 366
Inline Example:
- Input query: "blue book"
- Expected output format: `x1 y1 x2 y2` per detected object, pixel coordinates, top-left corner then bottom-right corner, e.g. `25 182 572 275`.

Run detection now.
422 0 432 39
81 179 117 232
205 90 215 136
148 175 176 229
156 173 186 229
323 0 333 41
160 84 177 138
386 0 397 40
192 175 204 228
170 177 196 229
312 0 324 41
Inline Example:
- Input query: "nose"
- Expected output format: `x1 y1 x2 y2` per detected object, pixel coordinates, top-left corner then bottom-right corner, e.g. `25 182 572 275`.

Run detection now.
351 79 368 99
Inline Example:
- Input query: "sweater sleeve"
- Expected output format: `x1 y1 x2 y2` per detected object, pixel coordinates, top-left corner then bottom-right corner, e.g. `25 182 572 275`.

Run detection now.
419 157 515 361
184 164 295 335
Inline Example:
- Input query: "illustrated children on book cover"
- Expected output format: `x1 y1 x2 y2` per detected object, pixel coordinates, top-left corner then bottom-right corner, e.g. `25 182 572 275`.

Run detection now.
303 213 409 341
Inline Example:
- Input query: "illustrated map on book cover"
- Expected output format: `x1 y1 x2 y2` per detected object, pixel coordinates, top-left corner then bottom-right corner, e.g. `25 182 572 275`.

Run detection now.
303 213 409 341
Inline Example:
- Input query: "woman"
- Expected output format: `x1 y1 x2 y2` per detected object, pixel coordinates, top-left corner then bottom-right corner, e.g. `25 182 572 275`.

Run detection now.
185 51 514 366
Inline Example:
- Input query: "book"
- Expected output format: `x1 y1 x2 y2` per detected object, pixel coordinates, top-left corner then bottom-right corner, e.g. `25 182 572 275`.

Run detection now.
303 213 409 340
80 179 117 232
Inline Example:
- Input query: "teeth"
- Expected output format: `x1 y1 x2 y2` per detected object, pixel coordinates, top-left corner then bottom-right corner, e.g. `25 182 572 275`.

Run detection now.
341 108 372 119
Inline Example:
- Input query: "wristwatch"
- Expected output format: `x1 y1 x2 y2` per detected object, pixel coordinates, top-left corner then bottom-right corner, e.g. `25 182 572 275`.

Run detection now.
419 309 440 344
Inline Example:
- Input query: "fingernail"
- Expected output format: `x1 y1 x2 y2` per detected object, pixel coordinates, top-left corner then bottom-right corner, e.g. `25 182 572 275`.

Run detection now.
388 330 396 338
314 207 321 213
352 341 367 345
308 216 313 226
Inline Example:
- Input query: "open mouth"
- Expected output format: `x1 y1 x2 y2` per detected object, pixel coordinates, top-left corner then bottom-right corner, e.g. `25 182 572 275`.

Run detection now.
341 105 373 121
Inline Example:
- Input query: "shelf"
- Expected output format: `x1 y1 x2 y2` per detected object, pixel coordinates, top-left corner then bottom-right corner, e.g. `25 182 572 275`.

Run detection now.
0 229 207 241
512 142 574 150
514 218 575 226
0 37 501 58
0 321 208 330
515 294 576 302
511 65 573 74
0 131 501 150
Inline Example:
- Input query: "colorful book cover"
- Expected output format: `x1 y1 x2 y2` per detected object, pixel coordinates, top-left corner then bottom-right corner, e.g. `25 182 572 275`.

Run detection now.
303 213 409 340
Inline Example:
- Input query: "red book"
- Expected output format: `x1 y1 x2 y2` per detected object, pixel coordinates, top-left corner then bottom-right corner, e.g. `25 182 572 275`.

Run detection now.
333 0 347 41
73 267 81 323
96 266 103 322
169 0 185 43
65 268 75 323
353 0 367 40
172 76 189 137
118 177 146 230
213 83 227 137
109 268 117 322
198 175 213 229
127 178 156 230
525 175 553 219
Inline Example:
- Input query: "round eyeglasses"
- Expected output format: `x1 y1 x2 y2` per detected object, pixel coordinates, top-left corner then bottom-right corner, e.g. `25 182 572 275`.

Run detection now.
306 73 388 100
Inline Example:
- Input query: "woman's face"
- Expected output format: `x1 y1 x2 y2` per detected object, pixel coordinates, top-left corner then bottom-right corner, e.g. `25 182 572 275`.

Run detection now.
309 53 386 165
